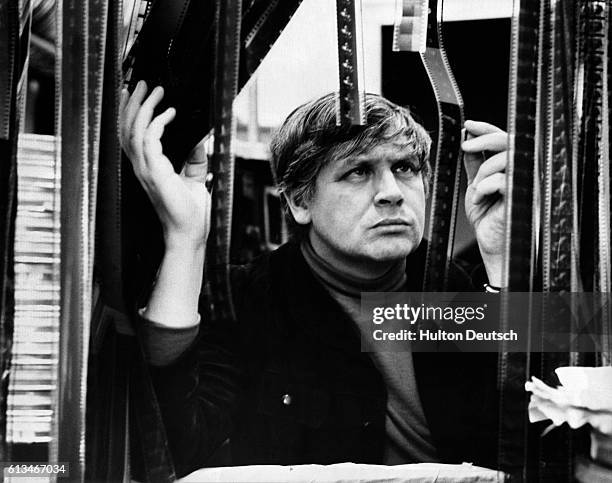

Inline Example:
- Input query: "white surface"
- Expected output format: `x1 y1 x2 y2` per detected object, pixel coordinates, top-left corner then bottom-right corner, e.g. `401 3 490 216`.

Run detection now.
179 462 504 483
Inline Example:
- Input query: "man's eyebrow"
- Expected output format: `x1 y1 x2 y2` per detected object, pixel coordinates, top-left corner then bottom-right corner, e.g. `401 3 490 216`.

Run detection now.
336 156 370 169
341 150 417 166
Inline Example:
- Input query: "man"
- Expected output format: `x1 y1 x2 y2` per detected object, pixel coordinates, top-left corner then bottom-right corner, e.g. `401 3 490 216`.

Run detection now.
121 82 508 476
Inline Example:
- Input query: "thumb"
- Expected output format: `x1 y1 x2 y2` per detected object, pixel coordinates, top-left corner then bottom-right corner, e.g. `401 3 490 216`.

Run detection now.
182 138 209 181
464 152 483 186
462 128 483 185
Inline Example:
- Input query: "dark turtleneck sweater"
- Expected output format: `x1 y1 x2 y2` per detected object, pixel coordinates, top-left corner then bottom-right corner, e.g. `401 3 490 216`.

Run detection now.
300 239 438 464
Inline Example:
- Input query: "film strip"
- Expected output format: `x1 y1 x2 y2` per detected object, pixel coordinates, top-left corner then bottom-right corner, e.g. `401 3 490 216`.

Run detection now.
57 0 92 479
335 0 365 125
123 0 302 162
88 0 109 295
595 0 611 365
600 2 612 365
537 2 579 478
503 1 540 293
207 0 242 323
579 0 611 364
241 0 303 80
0 0 32 461
122 0 193 98
122 1 154 83
87 0 144 480
577 1 610 364
95 1 131 335
543 0 576 294
498 0 542 478
393 0 464 292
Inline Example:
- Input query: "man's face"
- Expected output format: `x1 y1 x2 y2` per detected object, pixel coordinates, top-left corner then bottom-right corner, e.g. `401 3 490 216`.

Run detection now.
293 138 427 266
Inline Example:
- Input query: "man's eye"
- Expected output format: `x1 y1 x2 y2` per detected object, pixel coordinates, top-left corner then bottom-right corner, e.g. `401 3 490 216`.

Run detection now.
345 167 369 178
394 161 417 174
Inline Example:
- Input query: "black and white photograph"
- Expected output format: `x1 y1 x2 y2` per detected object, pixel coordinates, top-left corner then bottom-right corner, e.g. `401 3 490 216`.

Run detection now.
1 0 612 481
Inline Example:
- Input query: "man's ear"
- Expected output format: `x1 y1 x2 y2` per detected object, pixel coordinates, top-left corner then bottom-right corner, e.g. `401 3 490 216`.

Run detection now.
285 192 312 225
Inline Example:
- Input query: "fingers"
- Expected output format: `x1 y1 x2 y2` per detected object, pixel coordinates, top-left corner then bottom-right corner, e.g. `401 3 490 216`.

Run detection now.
118 80 179 187
131 85 166 158
472 172 506 205
462 131 508 153
119 89 129 117
461 122 508 186
183 139 209 181
463 151 483 186
464 120 504 137
472 151 507 187
142 107 176 169
121 80 148 152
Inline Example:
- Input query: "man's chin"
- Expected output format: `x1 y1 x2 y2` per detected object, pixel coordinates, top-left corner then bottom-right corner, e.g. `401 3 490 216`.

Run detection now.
362 238 418 262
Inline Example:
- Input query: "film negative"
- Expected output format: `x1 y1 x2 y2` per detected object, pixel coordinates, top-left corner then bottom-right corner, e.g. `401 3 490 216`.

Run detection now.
241 0 303 82
335 0 366 125
393 0 464 292
0 0 31 462
498 0 542 478
577 0 611 365
206 0 243 323
537 3 579 477
543 0 576 294
57 0 91 479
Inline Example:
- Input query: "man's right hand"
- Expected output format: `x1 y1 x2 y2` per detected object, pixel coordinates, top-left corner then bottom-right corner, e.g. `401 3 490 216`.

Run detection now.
120 80 209 330
120 80 211 252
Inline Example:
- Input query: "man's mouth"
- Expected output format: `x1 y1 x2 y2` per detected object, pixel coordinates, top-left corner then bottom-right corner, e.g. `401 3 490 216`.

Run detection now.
372 218 411 228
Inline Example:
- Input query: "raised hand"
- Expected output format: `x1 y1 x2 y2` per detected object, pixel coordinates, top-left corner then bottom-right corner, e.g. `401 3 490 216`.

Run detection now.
120 80 211 251
462 120 509 286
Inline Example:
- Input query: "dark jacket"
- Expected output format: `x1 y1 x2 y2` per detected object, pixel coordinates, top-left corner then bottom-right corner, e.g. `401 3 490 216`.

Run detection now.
148 241 499 477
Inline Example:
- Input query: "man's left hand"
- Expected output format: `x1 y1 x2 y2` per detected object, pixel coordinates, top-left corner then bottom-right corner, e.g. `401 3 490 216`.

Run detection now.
462 120 509 287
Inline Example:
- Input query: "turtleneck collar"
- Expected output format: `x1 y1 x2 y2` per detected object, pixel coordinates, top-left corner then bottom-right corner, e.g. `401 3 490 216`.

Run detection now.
300 237 407 299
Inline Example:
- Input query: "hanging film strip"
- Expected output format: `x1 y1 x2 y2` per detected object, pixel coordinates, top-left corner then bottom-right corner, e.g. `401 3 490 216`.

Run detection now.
207 0 242 323
124 0 304 165
88 0 110 297
393 0 464 292
335 0 366 125
538 1 578 478
503 0 540 293
578 0 611 365
57 0 93 479
606 0 612 366
122 0 154 82
543 0 577 295
0 0 32 462
594 0 611 365
242 0 304 81
87 0 142 480
498 0 542 478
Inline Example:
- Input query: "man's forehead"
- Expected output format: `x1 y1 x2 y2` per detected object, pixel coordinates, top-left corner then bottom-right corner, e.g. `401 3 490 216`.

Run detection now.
335 139 416 166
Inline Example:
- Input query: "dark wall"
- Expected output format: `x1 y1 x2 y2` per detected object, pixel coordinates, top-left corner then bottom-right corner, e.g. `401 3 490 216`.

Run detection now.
382 19 510 130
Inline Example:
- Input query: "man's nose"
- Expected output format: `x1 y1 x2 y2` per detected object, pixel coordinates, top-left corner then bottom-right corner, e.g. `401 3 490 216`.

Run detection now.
374 170 404 206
